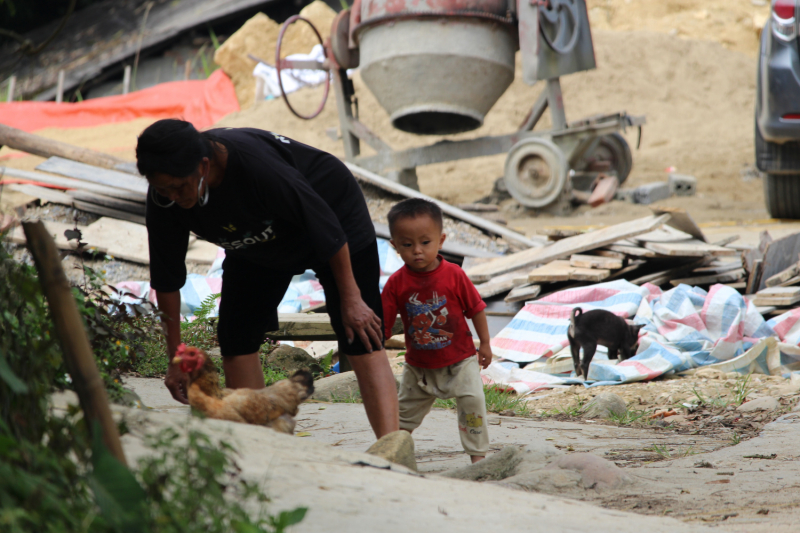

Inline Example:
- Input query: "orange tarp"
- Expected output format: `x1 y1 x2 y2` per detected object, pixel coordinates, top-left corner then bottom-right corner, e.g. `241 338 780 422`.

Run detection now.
0 69 239 132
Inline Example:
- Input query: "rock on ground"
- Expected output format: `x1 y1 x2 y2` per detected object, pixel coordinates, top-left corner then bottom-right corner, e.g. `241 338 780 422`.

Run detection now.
366 430 417 472
440 442 563 482
543 453 633 490
265 345 321 375
583 392 627 419
310 371 400 402
737 396 780 412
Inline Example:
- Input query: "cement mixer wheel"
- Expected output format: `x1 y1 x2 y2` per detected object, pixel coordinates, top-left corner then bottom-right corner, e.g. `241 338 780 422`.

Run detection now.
504 138 568 208
586 133 633 185
276 15 330 120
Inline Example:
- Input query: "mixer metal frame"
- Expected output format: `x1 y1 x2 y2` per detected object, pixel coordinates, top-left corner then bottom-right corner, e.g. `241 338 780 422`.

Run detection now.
330 68 644 212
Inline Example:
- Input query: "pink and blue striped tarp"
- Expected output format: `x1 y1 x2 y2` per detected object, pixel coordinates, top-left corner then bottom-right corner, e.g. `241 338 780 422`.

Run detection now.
482 280 800 394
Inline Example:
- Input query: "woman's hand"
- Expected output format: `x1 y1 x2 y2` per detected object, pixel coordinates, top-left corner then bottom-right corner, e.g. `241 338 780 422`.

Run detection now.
341 295 383 354
165 363 189 404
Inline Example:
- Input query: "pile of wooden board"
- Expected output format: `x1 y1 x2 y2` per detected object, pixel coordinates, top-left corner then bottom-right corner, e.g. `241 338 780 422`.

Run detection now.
466 208 751 304
2 157 147 224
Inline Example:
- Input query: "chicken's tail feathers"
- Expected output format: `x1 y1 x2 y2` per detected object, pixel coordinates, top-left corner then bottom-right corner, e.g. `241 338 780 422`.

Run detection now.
291 369 314 396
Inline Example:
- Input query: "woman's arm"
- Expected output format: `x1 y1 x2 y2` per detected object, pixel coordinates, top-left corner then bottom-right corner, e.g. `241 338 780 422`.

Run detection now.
156 290 189 404
328 243 383 353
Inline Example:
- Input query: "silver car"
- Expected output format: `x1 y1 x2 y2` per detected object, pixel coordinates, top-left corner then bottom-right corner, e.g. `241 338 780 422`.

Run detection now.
757 0 800 218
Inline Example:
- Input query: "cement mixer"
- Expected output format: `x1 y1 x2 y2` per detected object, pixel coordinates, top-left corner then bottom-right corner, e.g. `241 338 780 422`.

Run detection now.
274 0 644 213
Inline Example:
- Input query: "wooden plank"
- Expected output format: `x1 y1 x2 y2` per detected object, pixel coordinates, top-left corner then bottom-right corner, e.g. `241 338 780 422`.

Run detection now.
67 190 146 215
606 260 646 281
373 221 499 259
643 239 738 257
745 259 763 295
670 269 745 287
527 261 572 282
650 206 706 242
37 157 148 195
595 250 626 260
464 215 669 282
504 284 542 303
630 257 712 286
346 163 543 249
725 281 746 290
73 201 145 225
1 166 145 202
758 231 800 291
753 287 800 307
76 218 218 265
527 260 611 283
764 259 800 288
7 220 107 254
779 275 800 287
265 313 404 341
473 268 533 299
537 228 584 240
0 124 129 170
7 184 74 205
604 243 660 258
634 225 694 243
692 260 743 275
569 254 623 270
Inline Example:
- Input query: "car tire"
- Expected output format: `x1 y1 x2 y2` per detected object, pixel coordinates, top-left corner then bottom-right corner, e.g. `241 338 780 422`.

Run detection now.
764 173 800 219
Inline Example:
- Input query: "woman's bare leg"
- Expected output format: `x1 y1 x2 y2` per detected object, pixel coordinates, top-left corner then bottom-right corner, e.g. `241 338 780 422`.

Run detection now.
223 352 266 389
349 349 400 439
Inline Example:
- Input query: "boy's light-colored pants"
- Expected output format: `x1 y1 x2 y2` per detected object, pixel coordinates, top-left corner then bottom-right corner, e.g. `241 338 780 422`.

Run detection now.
398 356 488 456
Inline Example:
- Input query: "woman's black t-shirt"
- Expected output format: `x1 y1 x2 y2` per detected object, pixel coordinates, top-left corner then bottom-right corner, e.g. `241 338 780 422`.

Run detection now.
146 127 375 292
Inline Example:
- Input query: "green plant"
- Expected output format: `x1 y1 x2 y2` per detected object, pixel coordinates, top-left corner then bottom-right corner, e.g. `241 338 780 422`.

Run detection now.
433 397 457 409
732 373 753 406
208 26 221 50
608 407 650 426
484 386 531 416
646 444 696 459
542 398 584 418
330 390 363 403
731 432 741 445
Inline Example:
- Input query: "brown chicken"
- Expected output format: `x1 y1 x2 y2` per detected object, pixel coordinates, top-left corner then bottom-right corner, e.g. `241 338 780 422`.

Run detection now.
172 344 314 434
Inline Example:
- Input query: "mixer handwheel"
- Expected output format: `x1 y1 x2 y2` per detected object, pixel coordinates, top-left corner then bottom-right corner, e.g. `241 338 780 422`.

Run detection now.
538 0 581 55
504 138 568 208
276 15 330 120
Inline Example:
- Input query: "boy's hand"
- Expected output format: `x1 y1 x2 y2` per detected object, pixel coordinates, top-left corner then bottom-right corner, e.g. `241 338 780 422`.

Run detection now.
477 343 493 369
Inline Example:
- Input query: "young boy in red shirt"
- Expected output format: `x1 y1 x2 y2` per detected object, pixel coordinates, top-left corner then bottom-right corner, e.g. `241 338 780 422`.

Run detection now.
382 198 493 464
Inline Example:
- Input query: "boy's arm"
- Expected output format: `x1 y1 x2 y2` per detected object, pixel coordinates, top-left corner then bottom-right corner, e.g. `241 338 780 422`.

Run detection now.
381 277 399 341
472 309 493 369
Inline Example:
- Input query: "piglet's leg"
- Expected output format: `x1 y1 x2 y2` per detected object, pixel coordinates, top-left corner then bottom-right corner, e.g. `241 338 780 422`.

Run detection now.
581 343 597 380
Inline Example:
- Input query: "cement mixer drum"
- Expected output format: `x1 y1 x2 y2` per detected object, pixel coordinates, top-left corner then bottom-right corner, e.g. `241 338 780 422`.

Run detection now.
355 0 517 135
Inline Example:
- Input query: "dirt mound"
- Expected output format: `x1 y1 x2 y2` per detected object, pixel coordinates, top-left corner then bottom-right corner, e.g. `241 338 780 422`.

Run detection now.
216 30 760 217
213 1 337 109
586 0 770 57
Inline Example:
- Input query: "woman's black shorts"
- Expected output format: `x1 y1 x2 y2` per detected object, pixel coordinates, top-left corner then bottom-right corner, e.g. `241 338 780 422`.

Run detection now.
216 241 384 357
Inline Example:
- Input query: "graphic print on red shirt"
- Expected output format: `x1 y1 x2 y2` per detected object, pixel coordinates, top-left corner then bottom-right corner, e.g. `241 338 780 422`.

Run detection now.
383 258 487 369
407 292 454 350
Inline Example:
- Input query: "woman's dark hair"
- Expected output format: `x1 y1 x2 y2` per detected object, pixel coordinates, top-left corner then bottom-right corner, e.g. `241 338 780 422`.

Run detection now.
136 119 213 178
387 198 443 235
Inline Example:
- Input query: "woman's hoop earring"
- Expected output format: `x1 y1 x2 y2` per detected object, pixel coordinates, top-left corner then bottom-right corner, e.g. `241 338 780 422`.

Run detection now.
197 175 209 207
150 187 175 208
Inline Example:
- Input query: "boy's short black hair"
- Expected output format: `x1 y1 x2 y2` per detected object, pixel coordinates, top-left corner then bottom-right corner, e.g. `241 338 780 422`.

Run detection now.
387 198 443 234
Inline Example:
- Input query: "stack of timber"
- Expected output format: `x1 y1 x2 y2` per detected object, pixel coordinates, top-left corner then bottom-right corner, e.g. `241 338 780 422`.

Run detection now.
744 229 800 315
464 209 749 305
0 124 147 224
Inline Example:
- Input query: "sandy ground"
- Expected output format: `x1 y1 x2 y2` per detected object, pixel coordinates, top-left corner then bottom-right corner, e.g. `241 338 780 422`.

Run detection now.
123 370 800 531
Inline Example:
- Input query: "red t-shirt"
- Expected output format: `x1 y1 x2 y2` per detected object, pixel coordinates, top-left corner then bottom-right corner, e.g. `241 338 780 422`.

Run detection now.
382 257 487 369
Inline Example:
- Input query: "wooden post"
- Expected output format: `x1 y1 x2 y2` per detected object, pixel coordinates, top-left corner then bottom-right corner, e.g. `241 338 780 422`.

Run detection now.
56 70 65 103
122 65 131 95
6 75 15 102
22 220 127 466
0 124 130 170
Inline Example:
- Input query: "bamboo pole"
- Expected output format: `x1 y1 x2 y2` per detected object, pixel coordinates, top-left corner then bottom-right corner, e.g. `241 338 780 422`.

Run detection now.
0 124 130 170
6 75 15 102
56 70 65 103
122 65 131 95
22 220 127 466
